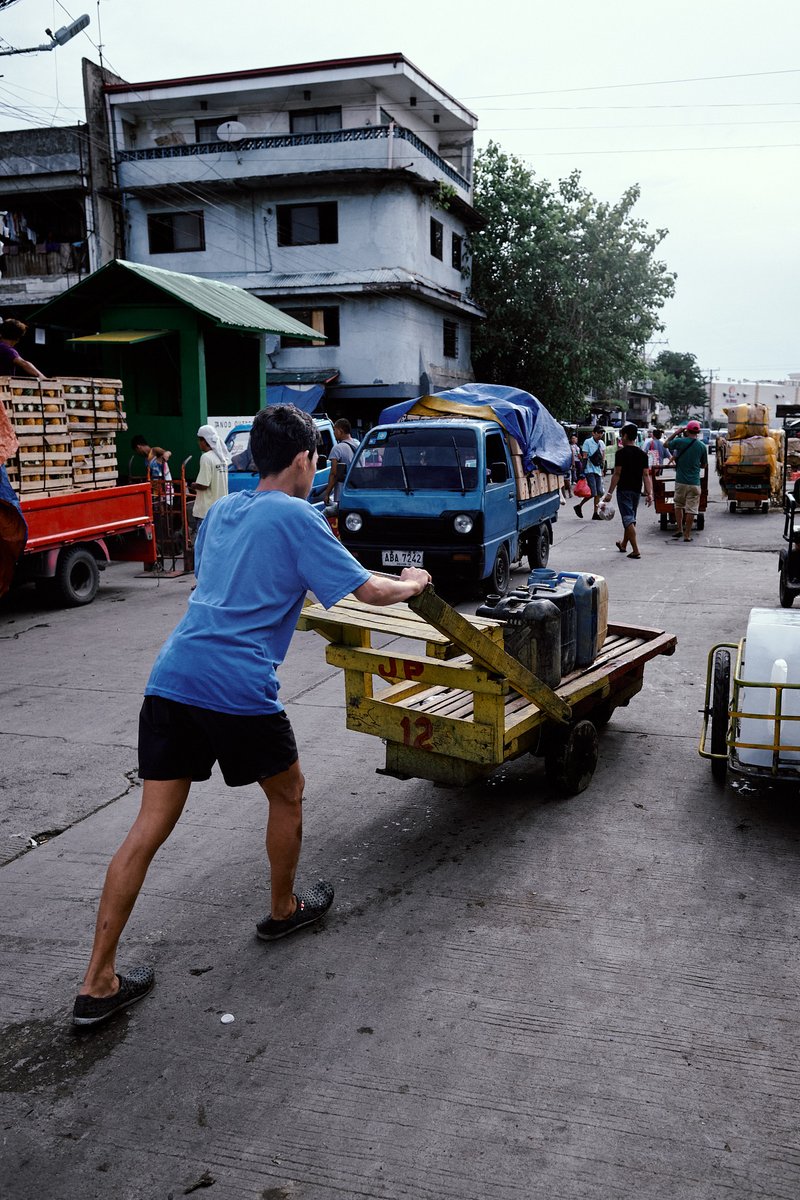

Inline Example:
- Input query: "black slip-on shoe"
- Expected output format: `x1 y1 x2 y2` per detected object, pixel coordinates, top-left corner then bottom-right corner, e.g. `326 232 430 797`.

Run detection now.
72 965 155 1028
256 881 334 942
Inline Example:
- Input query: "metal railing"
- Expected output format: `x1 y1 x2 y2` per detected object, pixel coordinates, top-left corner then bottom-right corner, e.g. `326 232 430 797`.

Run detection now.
118 123 470 192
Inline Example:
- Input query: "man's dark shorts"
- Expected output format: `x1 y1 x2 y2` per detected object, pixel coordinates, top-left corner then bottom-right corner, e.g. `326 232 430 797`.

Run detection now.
585 472 603 497
138 696 298 787
617 489 640 529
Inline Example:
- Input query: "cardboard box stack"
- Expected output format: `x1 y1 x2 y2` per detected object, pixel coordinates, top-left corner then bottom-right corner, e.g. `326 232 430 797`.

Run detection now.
1 376 127 498
509 444 563 503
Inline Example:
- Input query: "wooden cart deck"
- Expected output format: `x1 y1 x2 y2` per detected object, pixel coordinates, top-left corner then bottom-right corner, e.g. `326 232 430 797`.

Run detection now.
298 589 677 788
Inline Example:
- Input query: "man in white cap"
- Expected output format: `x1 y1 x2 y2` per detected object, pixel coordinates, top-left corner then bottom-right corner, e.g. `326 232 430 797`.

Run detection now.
190 424 231 533
665 420 708 542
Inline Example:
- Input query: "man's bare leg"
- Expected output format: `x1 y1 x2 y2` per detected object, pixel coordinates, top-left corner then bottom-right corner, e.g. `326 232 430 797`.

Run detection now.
79 778 191 998
260 760 304 920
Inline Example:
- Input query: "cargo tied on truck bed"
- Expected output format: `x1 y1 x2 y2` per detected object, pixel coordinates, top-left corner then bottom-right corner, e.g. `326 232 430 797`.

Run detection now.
337 383 572 595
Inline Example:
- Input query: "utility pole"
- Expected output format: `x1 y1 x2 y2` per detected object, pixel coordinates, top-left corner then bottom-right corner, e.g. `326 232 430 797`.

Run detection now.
706 368 719 423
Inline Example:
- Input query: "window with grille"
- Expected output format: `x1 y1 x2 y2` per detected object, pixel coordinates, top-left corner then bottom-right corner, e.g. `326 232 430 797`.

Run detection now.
147 211 205 254
443 319 459 359
281 306 340 348
277 202 338 246
430 217 443 260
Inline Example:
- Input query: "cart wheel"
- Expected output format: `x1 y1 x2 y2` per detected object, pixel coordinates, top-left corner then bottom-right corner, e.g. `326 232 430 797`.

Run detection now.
779 558 796 608
527 523 550 570
710 649 731 785
545 719 599 796
54 545 100 607
761 500 770 514
592 700 615 729
696 513 705 531
659 513 669 531
728 500 737 514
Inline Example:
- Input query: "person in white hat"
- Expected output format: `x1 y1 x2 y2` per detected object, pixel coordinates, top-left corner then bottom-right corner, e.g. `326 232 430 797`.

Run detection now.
190 424 231 532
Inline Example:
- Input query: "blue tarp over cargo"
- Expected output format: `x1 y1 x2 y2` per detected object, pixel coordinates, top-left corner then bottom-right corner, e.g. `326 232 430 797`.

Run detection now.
379 384 571 475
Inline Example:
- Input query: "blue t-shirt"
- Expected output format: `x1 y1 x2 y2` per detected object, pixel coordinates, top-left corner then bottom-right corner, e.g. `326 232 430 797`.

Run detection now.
582 436 605 475
145 489 370 715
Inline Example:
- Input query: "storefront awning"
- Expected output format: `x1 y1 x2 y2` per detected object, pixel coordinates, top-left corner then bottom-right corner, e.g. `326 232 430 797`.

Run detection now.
68 329 170 345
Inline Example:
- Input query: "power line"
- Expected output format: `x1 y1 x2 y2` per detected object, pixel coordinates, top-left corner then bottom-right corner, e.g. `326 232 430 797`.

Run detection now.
515 142 800 156
462 67 800 100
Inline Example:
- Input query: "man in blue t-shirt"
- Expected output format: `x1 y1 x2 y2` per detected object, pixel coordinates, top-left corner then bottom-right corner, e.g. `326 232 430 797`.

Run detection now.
73 405 431 1028
574 426 606 519
665 420 708 542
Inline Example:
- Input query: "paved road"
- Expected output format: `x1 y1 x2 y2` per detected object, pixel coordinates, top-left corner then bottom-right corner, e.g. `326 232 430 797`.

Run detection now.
2 477 799 1200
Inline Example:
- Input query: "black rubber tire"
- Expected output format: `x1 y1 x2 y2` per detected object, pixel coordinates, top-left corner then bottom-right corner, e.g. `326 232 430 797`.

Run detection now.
54 546 100 607
696 513 705 531
761 501 770 514
659 512 669 531
779 561 796 609
728 500 737 514
592 700 615 729
710 648 731 785
545 719 599 796
527 524 550 570
489 545 511 596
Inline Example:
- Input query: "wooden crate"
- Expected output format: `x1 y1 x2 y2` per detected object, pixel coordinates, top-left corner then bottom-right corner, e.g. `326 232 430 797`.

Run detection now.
0 378 67 436
510 449 562 502
62 377 127 433
70 432 119 490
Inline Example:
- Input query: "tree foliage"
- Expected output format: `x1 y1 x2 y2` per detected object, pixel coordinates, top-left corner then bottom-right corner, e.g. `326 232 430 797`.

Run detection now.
469 143 676 419
647 350 707 420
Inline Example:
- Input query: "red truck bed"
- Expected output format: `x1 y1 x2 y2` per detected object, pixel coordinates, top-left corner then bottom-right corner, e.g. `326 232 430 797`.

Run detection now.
21 484 156 558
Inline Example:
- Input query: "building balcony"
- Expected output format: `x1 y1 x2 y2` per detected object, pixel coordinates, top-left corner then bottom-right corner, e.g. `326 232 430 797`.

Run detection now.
117 124 471 198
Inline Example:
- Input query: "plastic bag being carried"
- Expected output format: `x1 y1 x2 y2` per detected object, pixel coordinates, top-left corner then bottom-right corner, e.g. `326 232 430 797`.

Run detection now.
597 498 616 520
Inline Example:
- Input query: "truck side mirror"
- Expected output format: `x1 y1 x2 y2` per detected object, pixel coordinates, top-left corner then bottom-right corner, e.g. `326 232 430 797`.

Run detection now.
317 454 328 470
489 460 509 483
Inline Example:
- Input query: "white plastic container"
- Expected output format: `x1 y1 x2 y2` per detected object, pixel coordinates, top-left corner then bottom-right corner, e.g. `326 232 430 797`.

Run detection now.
738 608 800 766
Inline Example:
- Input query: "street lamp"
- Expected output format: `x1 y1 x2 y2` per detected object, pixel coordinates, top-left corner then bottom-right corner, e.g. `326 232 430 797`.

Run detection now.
0 14 90 56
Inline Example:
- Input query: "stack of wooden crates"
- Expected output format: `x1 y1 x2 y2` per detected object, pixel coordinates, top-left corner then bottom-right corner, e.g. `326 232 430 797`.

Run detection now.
1 377 127 498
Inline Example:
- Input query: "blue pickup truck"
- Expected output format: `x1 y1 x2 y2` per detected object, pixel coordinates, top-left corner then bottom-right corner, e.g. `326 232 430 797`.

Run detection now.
224 415 336 509
337 385 570 594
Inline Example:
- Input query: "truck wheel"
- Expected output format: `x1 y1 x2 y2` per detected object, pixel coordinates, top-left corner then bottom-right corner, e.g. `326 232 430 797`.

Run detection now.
545 720 599 796
489 545 511 596
761 500 770 514
527 524 550 570
710 649 731 785
728 500 737 514
696 513 705 531
54 546 100 606
659 513 669 531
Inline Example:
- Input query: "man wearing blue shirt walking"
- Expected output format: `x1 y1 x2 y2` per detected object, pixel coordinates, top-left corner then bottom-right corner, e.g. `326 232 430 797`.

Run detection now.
574 426 606 519
73 405 430 1027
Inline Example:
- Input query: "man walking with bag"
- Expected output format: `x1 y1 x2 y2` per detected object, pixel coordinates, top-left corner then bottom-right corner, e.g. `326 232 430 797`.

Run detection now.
574 426 606 519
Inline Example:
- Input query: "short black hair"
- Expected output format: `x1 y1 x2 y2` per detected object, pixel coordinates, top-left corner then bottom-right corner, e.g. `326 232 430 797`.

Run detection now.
250 404 319 477
621 422 638 440
0 318 27 341
334 417 351 435
131 434 148 449
593 425 605 435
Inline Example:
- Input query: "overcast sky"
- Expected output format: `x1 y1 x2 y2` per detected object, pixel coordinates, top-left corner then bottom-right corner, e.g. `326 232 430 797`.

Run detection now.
1 0 798 382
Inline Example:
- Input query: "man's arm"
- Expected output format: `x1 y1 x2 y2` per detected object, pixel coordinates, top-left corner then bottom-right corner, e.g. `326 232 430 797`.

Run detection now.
643 465 653 505
354 567 430 606
16 358 45 379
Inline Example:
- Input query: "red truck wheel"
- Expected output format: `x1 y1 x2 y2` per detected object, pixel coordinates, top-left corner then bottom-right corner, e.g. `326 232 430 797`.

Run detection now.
54 546 100 606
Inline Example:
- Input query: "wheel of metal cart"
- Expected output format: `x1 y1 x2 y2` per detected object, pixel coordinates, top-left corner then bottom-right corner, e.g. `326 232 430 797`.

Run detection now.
779 556 796 609
728 500 737 513
54 545 100 607
592 699 615 729
710 648 731 785
545 719 599 796
527 523 550 570
659 513 669 531
489 545 511 595
696 513 705 531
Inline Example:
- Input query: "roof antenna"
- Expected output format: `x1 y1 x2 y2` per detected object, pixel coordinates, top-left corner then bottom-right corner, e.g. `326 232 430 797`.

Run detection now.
96 0 104 69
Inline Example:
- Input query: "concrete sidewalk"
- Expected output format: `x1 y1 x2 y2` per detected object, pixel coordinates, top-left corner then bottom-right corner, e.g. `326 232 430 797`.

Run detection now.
2 483 799 1200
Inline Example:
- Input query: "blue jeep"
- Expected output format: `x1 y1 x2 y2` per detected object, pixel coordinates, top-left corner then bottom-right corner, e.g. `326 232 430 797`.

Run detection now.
225 416 336 509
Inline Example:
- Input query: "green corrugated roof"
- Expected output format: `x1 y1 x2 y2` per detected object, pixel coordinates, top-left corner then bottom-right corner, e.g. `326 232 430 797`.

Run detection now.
115 260 320 339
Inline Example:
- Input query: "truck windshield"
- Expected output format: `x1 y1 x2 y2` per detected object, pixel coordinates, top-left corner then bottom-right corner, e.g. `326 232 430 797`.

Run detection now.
347 427 479 492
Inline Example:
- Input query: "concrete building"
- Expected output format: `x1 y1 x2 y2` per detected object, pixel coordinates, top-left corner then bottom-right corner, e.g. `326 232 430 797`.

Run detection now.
0 125 92 314
709 377 800 426
89 53 484 425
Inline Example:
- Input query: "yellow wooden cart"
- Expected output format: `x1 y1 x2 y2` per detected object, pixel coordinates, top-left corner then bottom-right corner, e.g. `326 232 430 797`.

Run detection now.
298 587 677 795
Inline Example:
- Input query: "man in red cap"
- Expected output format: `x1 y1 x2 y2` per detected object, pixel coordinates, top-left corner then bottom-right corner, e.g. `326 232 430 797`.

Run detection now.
665 421 708 541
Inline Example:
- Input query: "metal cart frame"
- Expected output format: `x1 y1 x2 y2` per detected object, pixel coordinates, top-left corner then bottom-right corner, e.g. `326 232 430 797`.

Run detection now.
652 463 708 531
700 640 800 785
